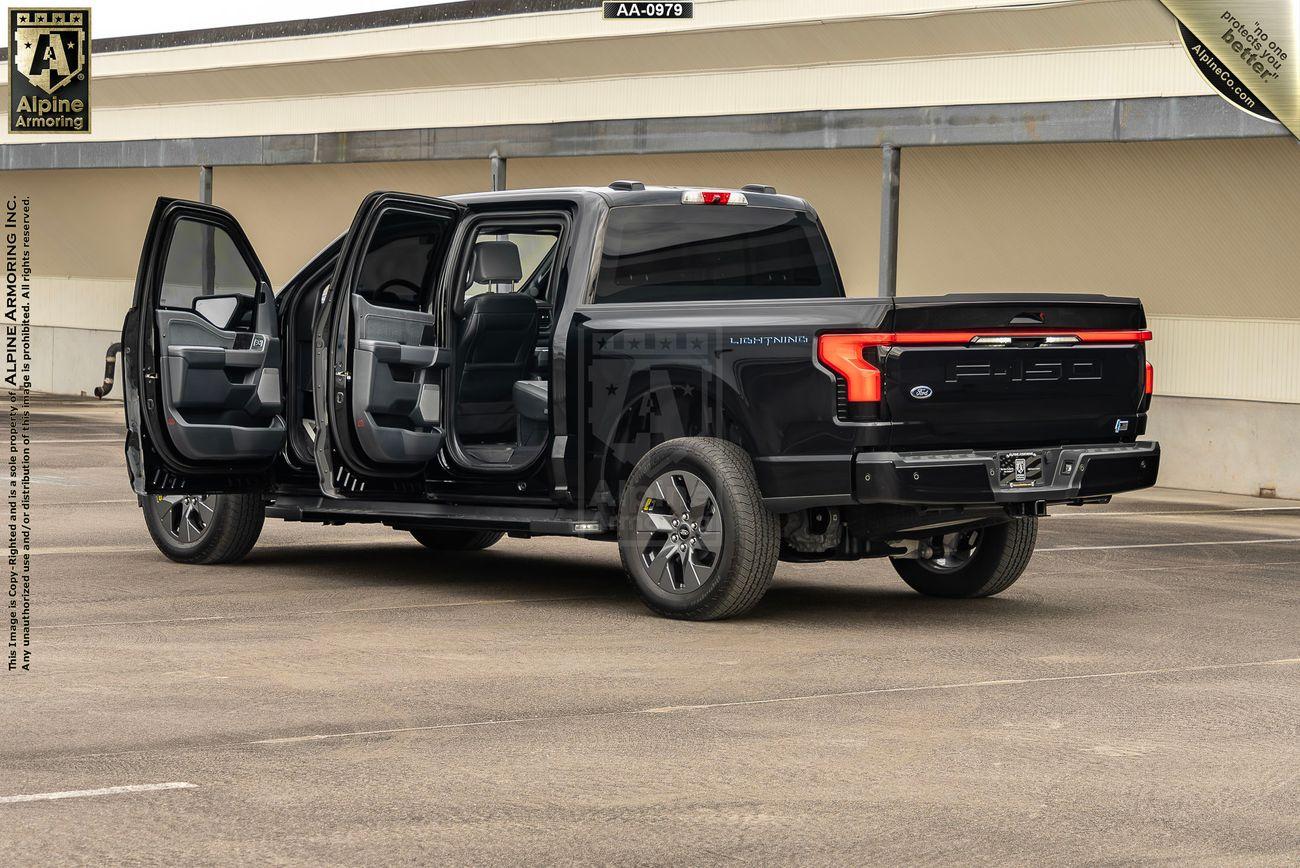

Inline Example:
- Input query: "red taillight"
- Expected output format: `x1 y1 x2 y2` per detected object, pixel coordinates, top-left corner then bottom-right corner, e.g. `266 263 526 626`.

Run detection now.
817 334 883 402
1144 361 1154 395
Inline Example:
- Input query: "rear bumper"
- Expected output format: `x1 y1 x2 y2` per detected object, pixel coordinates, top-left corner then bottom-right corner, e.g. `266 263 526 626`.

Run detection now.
854 441 1160 505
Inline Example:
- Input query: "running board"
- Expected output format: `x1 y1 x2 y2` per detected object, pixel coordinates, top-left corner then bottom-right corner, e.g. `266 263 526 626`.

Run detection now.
266 495 610 536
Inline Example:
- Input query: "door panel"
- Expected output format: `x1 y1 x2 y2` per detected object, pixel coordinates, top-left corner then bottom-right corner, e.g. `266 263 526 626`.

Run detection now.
315 191 464 491
124 197 285 494
350 294 446 464
156 308 284 460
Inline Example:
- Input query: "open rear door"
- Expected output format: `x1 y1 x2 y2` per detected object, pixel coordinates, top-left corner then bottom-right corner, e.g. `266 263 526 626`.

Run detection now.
312 191 464 497
123 198 286 494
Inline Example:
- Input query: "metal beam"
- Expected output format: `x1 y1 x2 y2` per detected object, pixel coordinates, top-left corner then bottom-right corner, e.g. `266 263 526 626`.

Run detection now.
878 144 900 298
198 165 214 295
0 97 1286 172
489 150 507 191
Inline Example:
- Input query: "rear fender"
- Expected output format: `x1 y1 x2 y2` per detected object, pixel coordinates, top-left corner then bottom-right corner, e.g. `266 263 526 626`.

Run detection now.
585 365 759 508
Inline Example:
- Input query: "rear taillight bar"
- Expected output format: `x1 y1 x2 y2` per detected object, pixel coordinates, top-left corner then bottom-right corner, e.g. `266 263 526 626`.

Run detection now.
1145 361 1154 395
817 329 1152 404
873 329 1152 346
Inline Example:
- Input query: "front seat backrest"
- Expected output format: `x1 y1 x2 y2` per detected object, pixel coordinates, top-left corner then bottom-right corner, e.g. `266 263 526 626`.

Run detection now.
458 292 539 405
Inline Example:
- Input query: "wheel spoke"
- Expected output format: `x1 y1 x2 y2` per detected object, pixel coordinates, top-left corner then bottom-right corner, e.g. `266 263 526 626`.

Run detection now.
637 510 675 534
192 498 215 521
654 476 689 517
152 495 181 521
685 476 711 523
647 539 677 589
685 555 704 588
176 511 193 543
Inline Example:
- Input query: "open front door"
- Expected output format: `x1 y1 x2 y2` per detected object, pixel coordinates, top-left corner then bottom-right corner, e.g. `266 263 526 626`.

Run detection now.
123 198 286 494
312 192 464 497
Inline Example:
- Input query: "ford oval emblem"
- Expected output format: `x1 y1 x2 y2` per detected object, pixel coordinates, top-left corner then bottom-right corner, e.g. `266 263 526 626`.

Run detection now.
910 385 934 400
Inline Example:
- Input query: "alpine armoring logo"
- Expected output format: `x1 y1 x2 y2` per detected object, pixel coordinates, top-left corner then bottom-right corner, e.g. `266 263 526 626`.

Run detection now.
8 8 91 133
1178 21 1279 123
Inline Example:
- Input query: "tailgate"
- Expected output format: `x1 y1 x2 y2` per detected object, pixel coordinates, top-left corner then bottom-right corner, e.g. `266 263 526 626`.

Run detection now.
884 295 1150 448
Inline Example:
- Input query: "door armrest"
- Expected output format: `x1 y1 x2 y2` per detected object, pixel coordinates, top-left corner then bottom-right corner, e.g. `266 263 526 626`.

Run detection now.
358 340 447 369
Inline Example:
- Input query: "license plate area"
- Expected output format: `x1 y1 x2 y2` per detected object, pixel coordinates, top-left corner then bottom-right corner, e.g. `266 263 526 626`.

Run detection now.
999 451 1044 488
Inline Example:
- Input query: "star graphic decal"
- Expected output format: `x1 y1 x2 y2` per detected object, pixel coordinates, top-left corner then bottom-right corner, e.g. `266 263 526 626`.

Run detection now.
660 338 672 350
628 338 640 349
605 383 618 395
690 338 704 350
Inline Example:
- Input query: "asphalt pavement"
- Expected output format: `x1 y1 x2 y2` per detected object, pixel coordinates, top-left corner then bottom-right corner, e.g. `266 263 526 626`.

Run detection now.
2 396 1297 865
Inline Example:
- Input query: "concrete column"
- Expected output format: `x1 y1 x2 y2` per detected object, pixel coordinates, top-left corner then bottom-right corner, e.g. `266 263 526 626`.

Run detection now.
490 151 507 191
878 144 901 298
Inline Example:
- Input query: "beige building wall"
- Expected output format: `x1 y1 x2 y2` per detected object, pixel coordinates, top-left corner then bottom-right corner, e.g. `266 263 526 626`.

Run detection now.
897 137 1300 319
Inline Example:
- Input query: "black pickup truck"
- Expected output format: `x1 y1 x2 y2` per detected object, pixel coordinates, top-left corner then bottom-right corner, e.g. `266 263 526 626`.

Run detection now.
119 182 1159 620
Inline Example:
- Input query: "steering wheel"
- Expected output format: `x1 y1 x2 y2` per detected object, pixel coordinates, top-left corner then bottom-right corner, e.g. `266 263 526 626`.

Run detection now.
375 278 422 298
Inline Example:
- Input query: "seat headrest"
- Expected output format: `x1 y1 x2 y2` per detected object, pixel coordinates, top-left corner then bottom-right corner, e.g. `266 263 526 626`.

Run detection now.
464 291 537 316
471 241 523 284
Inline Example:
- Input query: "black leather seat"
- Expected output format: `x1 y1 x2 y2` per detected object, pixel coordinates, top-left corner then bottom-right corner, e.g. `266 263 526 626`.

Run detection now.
458 292 539 406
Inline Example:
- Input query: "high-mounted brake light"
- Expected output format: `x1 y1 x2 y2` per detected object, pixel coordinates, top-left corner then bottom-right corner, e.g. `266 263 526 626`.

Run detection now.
681 190 747 206
816 329 1153 405
1144 361 1154 395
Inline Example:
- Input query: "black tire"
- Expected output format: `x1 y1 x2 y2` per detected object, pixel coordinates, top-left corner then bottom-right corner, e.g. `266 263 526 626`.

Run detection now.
891 517 1037 598
142 492 265 565
409 528 504 551
618 437 779 621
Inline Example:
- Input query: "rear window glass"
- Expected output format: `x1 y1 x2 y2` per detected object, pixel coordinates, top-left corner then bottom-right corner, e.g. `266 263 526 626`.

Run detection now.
593 204 841 304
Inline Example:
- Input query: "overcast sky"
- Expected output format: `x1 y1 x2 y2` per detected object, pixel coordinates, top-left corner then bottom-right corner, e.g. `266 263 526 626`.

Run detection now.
80 1 458 38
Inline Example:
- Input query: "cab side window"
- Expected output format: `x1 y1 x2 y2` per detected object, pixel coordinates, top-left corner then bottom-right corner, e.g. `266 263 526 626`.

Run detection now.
159 218 260 329
355 208 452 311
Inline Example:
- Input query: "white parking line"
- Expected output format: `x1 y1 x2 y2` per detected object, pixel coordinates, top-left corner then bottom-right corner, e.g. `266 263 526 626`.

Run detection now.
0 782 197 805
31 438 123 444
249 657 1300 745
35 594 616 630
1051 506 1300 518
1038 537 1300 552
29 538 407 556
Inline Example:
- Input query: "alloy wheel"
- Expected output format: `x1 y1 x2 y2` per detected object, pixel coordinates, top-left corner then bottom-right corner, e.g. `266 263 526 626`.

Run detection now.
631 470 723 594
